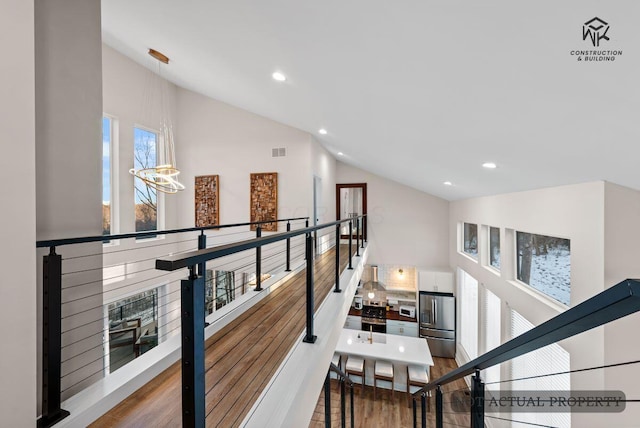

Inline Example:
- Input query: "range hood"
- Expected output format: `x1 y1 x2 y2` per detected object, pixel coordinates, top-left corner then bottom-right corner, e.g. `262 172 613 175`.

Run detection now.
361 265 387 305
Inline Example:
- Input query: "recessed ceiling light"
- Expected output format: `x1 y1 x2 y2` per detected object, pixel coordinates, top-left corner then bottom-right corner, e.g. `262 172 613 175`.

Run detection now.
272 71 286 82
318 128 327 135
443 181 453 186
482 162 497 169
337 152 344 156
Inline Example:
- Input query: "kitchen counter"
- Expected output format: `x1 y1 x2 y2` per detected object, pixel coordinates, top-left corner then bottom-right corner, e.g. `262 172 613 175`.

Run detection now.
335 328 433 367
348 306 417 322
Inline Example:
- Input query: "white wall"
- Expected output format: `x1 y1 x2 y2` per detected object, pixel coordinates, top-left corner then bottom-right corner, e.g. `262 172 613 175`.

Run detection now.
449 182 607 427
311 138 336 253
175 86 314 228
0 0 36 424
336 161 449 267
603 182 640 425
35 0 105 404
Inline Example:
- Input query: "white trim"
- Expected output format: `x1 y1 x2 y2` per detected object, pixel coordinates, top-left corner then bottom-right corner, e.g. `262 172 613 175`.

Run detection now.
241 245 368 427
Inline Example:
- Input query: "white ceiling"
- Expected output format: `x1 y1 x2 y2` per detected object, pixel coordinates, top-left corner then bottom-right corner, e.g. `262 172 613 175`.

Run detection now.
102 1 640 201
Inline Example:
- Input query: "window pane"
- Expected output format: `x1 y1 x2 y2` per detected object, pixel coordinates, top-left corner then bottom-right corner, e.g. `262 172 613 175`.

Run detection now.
489 227 500 269
134 128 158 232
510 309 570 428
107 288 159 372
463 223 478 258
483 288 501 387
516 232 571 306
460 269 478 359
102 117 111 235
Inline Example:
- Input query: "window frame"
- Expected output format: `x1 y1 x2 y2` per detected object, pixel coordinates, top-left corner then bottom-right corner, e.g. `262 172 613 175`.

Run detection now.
461 222 479 260
514 230 571 307
488 226 501 271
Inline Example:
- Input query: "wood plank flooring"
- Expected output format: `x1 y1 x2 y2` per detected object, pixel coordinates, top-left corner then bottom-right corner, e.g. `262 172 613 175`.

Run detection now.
91 244 354 428
309 357 471 428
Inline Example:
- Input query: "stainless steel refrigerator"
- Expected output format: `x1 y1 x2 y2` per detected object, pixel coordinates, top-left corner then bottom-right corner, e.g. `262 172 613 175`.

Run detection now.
419 291 456 358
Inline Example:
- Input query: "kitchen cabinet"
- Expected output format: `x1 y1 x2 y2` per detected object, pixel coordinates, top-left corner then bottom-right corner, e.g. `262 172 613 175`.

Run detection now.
387 320 418 337
418 270 454 293
344 315 362 330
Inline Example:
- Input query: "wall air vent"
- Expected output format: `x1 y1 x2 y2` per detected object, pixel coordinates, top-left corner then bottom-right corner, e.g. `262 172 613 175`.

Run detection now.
272 147 287 157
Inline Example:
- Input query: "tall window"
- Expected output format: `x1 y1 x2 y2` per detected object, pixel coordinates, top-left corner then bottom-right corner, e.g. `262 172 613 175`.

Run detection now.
134 127 158 232
482 288 501 387
510 310 570 428
102 117 112 235
516 232 570 306
489 226 500 270
460 269 478 360
463 223 478 258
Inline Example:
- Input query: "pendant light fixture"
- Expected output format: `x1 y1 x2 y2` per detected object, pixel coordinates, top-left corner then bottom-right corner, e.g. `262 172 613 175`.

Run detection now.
129 48 185 194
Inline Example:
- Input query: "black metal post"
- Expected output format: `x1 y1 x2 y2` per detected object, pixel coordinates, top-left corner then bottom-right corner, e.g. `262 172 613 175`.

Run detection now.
197 231 206 277
471 371 485 428
324 371 331 428
304 219 309 260
303 233 317 343
355 218 360 257
412 396 417 428
340 377 346 428
421 392 427 428
38 247 70 428
285 222 291 272
350 383 354 428
347 221 353 270
360 218 364 249
181 266 205 428
435 386 443 428
255 226 262 291
363 216 367 243
334 224 341 293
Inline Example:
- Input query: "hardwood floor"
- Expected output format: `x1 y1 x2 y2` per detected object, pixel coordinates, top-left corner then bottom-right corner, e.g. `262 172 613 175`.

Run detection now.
309 357 471 428
90 245 354 428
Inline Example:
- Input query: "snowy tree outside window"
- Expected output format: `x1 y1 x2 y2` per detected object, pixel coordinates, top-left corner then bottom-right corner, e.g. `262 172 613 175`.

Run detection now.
489 227 500 269
463 223 478 258
516 232 570 306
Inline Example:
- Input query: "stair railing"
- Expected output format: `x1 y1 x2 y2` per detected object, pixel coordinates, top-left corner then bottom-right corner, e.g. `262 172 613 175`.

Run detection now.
410 278 640 428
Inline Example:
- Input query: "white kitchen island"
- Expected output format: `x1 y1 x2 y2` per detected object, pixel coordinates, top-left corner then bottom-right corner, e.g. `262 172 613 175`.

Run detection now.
334 328 433 392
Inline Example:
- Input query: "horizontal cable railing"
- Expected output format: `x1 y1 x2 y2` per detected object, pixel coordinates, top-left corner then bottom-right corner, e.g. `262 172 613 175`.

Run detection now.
154 215 366 427
410 278 640 428
35 217 309 248
35 216 321 428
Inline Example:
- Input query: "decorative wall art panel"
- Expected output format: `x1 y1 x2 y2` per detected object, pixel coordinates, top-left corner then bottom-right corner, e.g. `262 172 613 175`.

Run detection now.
195 175 220 227
250 172 278 231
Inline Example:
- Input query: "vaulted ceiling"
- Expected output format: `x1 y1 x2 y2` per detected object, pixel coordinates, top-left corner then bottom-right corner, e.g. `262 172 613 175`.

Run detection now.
102 1 640 200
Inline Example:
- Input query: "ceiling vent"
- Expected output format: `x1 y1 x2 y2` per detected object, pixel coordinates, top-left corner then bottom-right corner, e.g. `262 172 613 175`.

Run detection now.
272 147 287 157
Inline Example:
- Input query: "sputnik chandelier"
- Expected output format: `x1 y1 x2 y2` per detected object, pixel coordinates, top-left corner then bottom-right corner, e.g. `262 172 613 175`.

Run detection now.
129 48 185 194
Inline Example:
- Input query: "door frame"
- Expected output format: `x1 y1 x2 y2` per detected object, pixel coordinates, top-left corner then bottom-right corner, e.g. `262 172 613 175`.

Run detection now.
335 182 367 241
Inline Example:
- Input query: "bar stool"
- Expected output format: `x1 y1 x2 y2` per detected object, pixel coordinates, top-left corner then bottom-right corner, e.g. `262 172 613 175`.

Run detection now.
407 365 430 407
345 356 365 395
374 360 394 400
331 353 341 370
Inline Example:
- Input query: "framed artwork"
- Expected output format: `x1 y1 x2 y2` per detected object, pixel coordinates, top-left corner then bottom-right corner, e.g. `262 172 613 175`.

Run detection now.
195 175 220 227
250 172 278 231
